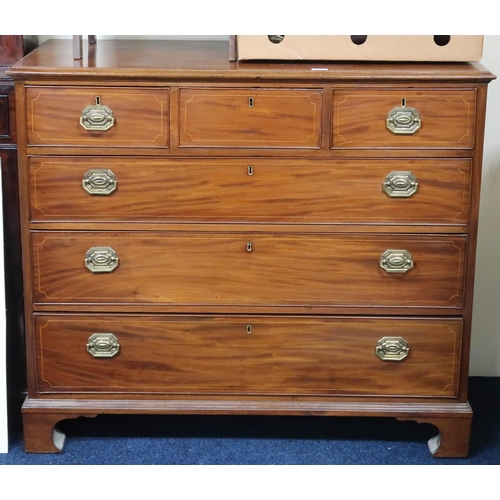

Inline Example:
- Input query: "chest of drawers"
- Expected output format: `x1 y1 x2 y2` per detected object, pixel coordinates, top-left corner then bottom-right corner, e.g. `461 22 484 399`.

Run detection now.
8 39 495 456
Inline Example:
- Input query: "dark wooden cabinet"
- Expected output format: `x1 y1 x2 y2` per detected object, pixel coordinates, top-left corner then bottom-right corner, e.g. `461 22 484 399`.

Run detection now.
8 39 496 456
0 36 37 67
1 36 37 426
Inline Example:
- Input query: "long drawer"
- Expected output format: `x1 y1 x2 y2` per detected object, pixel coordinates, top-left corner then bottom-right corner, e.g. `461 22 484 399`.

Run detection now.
34 315 462 397
29 157 471 225
32 232 466 308
333 89 477 149
179 88 322 148
25 86 170 147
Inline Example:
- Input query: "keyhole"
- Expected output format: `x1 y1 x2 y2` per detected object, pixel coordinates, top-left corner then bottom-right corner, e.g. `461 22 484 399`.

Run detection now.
401 97 406 107
246 324 252 335
248 165 254 176
247 241 253 252
249 97 254 108
95 96 101 106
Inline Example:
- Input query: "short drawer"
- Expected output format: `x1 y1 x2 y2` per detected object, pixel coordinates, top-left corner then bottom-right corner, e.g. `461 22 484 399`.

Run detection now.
29 157 471 225
34 314 462 397
179 88 322 148
25 86 169 147
333 89 476 149
32 232 466 309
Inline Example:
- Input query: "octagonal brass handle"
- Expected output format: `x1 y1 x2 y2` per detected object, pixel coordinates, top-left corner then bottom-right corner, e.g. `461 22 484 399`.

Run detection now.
83 169 117 195
387 106 421 135
85 246 119 273
376 337 409 362
87 333 120 358
383 171 418 198
380 249 414 274
80 96 114 131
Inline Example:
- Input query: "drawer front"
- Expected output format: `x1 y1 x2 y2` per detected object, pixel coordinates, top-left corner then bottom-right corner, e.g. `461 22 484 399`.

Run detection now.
32 232 466 308
333 89 476 149
179 88 322 148
29 157 471 225
26 86 169 147
34 315 462 397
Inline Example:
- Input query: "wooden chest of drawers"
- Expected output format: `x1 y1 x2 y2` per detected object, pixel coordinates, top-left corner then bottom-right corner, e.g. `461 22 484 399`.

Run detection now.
8 39 495 456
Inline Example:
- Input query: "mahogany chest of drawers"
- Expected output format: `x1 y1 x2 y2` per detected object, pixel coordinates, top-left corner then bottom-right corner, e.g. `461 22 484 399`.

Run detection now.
8 39 496 456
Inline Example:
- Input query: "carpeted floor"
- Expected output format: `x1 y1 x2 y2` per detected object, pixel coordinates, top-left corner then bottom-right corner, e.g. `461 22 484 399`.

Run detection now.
1 377 499 465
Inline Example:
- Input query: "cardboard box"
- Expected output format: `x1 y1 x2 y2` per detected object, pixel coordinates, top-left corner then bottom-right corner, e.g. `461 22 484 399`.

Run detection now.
236 36 484 62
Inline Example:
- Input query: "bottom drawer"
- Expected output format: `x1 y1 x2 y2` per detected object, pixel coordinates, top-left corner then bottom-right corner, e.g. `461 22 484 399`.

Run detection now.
34 315 462 397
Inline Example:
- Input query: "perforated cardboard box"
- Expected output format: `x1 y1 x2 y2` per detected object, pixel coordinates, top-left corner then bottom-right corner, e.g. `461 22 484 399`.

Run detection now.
235 35 484 62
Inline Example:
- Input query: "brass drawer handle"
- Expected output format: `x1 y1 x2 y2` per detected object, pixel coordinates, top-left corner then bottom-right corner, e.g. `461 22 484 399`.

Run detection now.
386 101 421 135
80 96 115 131
376 337 409 362
87 333 120 358
83 169 117 195
85 246 119 273
383 171 418 198
380 249 414 274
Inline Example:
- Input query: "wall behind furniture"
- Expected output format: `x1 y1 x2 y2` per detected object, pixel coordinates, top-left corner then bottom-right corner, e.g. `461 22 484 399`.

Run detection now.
470 36 500 376
35 36 500 376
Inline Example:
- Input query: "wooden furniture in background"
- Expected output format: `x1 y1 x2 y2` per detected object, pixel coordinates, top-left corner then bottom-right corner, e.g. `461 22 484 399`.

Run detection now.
8 39 496 456
0 35 37 436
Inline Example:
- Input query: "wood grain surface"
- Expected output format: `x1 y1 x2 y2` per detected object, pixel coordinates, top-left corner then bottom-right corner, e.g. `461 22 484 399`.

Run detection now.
26 86 169 147
32 231 466 308
29 157 472 225
333 89 477 149
34 315 462 397
179 88 322 148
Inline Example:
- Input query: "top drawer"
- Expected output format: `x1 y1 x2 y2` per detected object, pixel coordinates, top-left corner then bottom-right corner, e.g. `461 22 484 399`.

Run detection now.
25 87 169 147
333 89 477 149
179 88 322 148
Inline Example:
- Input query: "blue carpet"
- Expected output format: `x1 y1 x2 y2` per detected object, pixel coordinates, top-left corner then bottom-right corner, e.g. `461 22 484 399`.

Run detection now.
1 377 499 465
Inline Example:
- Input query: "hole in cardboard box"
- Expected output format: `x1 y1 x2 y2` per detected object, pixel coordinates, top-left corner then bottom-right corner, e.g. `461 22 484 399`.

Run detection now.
351 35 368 45
434 35 451 46
268 35 285 44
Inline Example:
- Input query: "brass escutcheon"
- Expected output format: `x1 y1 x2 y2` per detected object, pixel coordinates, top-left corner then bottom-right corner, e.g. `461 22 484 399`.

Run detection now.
85 246 119 273
387 105 421 135
80 96 115 131
87 333 120 358
82 169 117 195
383 171 418 198
376 337 409 361
380 249 414 274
